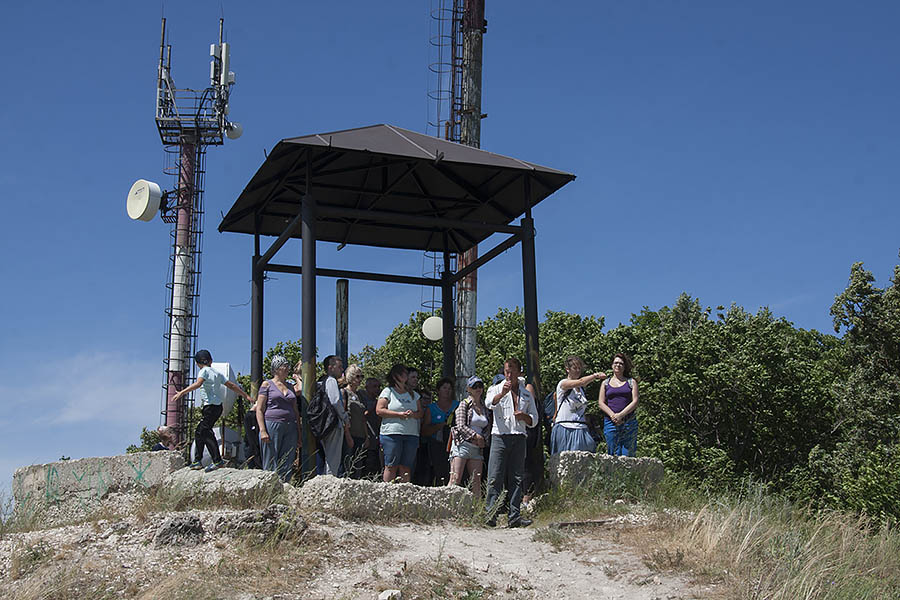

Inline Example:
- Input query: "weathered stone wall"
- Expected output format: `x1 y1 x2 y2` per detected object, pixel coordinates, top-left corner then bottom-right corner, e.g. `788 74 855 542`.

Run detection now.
292 475 474 521
13 451 185 510
548 451 665 489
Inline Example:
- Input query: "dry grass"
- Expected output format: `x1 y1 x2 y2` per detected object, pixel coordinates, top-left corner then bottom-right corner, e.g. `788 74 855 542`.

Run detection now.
638 499 900 600
535 475 900 600
131 481 289 523
0 510 375 600
373 555 495 600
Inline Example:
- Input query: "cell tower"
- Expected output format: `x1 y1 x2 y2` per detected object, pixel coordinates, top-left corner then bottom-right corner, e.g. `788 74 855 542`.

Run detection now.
427 0 486 393
126 18 242 443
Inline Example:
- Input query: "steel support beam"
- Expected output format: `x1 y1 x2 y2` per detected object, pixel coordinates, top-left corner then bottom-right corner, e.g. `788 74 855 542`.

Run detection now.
299 187 317 478
255 207 303 271
317 205 521 234
251 253 264 396
451 231 521 284
265 263 440 287
441 252 456 379
335 279 349 368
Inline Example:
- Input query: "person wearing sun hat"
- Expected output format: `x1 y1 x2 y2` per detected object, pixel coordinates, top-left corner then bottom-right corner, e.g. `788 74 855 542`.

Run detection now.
256 354 302 482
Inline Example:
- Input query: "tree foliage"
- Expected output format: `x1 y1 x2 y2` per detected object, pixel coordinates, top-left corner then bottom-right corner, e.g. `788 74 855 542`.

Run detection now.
792 261 900 519
125 258 900 520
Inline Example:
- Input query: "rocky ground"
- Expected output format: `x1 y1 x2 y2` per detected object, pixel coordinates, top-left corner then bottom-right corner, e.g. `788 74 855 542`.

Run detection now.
1 467 717 599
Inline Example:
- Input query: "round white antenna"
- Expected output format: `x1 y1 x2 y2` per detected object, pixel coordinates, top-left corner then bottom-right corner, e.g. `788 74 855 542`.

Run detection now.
422 316 443 341
126 179 162 222
225 122 243 140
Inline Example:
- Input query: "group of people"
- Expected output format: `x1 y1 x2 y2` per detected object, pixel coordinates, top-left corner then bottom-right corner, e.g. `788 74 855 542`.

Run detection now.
171 348 640 527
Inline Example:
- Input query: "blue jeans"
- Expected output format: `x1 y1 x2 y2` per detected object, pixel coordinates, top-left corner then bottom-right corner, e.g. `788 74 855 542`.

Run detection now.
261 420 298 482
380 434 418 468
603 416 638 456
486 434 526 524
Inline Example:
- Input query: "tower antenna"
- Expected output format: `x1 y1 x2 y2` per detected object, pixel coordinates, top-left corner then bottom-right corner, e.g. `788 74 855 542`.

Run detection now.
127 17 242 444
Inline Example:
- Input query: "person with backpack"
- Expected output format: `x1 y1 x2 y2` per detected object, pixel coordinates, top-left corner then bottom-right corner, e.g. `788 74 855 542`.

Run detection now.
376 364 423 483
256 355 301 482
598 353 639 456
173 349 253 472
551 356 606 454
319 355 352 476
448 375 491 498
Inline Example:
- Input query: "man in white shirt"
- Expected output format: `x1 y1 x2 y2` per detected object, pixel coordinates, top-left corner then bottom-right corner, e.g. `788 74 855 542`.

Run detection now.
321 355 350 476
484 357 539 527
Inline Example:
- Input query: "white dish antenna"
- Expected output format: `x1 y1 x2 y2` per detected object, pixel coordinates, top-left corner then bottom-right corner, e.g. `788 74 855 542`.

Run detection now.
225 122 243 140
126 179 162 222
422 316 443 341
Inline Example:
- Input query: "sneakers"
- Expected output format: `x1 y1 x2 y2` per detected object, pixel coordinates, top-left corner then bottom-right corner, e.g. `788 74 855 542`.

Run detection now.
204 460 226 473
189 461 204 470
507 518 533 529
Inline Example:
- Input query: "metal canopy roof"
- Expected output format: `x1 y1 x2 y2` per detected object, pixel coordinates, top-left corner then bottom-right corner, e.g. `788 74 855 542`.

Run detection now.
218 123 575 253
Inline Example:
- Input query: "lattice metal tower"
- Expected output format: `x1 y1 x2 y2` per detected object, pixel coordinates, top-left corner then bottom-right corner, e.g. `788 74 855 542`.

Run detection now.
153 18 241 442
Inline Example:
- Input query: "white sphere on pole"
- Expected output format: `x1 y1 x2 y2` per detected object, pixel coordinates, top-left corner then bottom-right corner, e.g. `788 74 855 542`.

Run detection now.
422 316 443 340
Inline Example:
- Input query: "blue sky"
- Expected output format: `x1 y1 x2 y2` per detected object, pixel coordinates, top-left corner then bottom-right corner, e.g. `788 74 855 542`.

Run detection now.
1 1 898 494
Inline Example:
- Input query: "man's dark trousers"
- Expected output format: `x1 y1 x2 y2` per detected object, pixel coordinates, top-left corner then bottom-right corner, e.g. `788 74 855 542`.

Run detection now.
485 434 526 524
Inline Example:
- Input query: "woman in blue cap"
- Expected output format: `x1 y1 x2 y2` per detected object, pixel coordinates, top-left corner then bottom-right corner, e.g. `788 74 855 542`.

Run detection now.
448 375 491 497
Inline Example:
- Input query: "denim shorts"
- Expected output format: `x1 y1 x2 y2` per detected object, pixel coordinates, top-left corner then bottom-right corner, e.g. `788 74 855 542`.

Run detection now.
449 440 483 460
380 434 419 468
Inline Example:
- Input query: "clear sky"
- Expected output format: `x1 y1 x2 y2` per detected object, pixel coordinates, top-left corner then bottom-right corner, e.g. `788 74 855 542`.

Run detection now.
1 1 898 494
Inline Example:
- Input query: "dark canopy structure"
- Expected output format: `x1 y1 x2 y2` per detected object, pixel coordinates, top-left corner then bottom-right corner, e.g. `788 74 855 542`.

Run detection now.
219 124 574 253
218 123 575 475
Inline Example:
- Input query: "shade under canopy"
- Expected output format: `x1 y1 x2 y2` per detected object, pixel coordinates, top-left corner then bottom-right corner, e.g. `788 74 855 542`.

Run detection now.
218 123 575 253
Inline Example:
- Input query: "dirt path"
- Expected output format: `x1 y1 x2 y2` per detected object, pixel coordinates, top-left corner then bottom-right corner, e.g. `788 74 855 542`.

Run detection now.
304 520 715 599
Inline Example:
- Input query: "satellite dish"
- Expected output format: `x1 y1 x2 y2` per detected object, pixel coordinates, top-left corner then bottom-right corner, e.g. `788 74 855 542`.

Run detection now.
422 316 443 341
126 179 162 222
225 122 243 140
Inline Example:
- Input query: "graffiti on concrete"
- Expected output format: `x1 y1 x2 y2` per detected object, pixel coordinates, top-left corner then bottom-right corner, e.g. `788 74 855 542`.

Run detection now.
44 465 60 503
128 456 152 487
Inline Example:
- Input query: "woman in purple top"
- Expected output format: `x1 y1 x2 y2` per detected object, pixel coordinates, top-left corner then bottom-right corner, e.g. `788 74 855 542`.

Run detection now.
598 353 639 456
257 355 300 482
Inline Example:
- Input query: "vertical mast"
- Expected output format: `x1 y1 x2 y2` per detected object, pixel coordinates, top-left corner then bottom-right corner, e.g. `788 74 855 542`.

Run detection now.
454 0 486 394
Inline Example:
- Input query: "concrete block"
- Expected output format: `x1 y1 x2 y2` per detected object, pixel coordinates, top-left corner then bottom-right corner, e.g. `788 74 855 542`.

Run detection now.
13 451 185 508
292 475 474 521
548 451 665 489
161 466 284 504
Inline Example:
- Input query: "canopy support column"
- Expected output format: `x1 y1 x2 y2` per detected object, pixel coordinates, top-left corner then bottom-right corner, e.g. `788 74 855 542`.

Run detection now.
251 254 264 396
300 183 317 479
521 215 540 397
336 279 349 367
442 251 455 378
521 183 545 494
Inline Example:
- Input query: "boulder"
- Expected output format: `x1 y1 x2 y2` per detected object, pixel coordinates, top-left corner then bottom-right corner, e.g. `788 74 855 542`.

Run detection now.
153 514 205 547
211 504 308 542
292 475 473 521
548 451 665 489
161 467 284 505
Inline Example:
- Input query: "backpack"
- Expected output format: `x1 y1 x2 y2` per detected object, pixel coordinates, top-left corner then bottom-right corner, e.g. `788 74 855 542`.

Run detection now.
307 378 339 440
